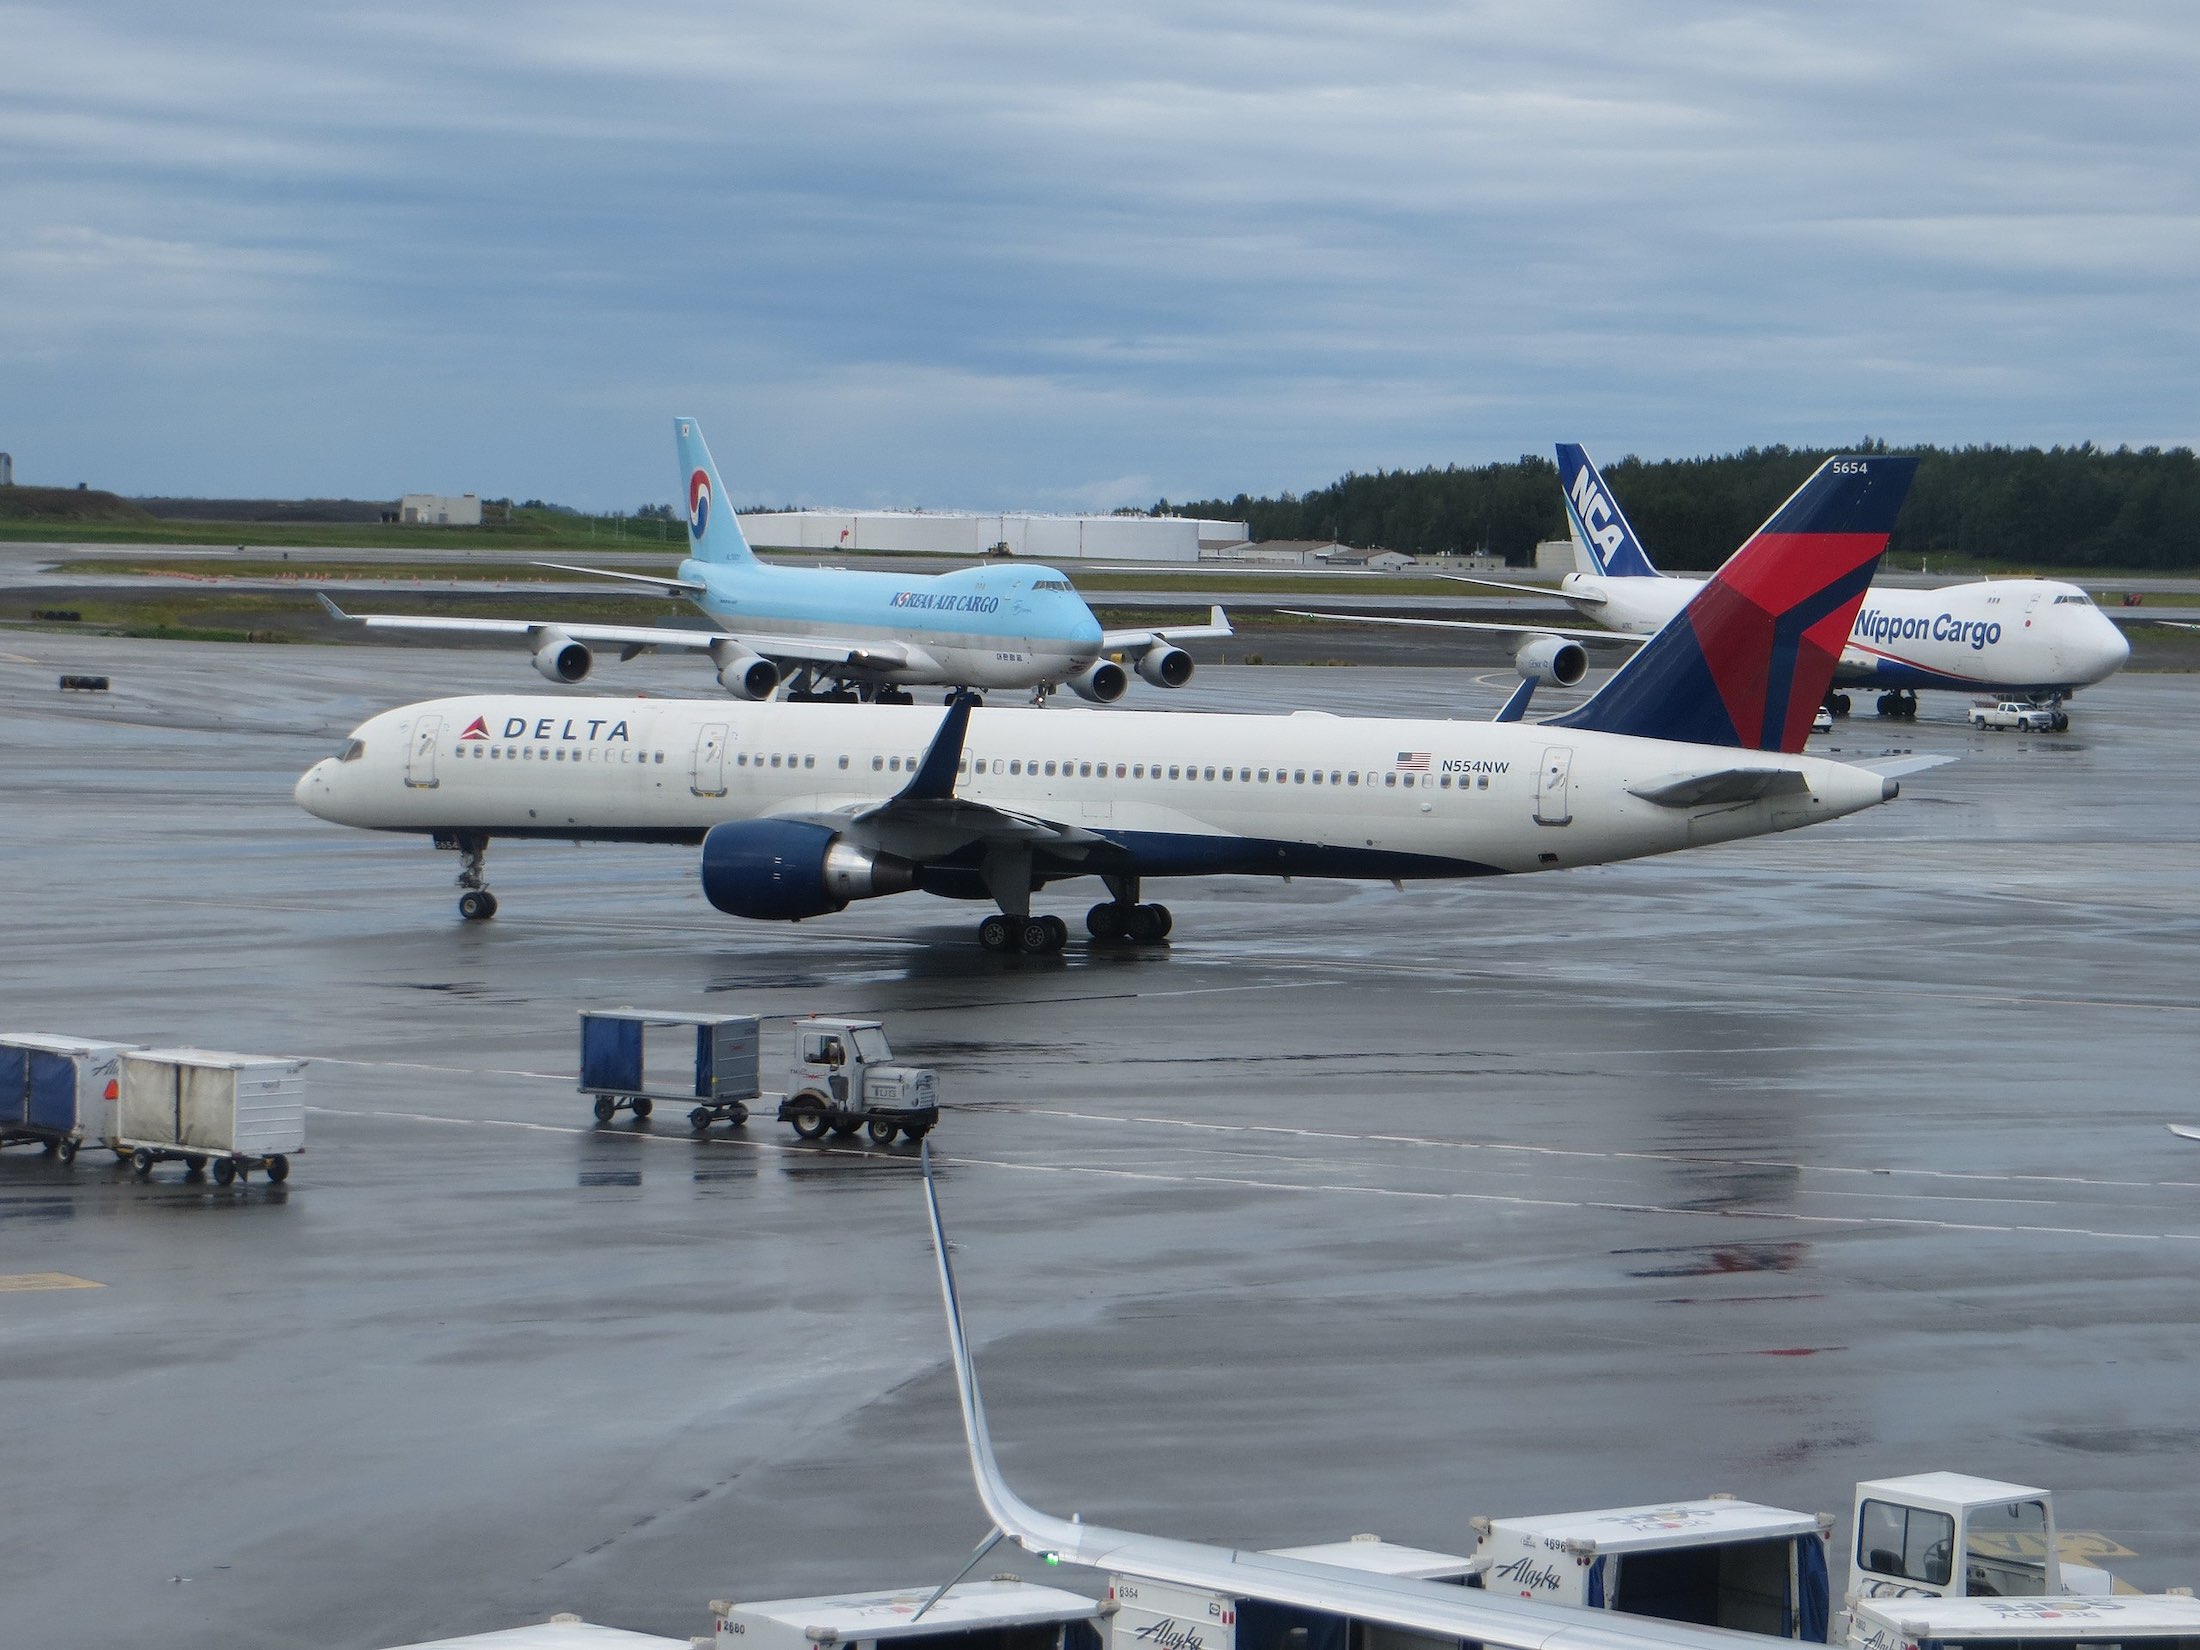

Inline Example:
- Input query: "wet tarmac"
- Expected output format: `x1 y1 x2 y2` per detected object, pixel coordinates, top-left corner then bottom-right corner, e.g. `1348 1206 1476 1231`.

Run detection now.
4 634 2199 1650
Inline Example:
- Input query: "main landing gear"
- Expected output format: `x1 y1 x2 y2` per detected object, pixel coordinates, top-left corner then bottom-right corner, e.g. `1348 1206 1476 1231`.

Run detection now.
1825 692 1853 717
979 912 1070 954
1875 689 1920 720
1086 900 1172 946
438 830 499 921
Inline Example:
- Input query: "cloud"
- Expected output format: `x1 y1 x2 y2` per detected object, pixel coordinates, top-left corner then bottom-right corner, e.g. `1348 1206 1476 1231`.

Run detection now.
3 0 2196 504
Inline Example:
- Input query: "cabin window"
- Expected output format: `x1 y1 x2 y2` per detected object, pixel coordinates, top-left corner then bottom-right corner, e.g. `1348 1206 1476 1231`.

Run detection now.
1291 770 1304 784
1114 763 1126 778
1080 762 1093 777
1384 773 1396 787
654 753 663 764
1478 774 1489 789
1168 765 1180 780
1257 768 1271 782
1203 767 1215 781
1010 760 1022 775
1044 761 1057 777
887 756 899 772
1346 770 1357 785
1132 764 1144 778
1857 1501 1954 1586
839 755 850 769
1440 774 1453 788
871 755 883 771
804 755 815 769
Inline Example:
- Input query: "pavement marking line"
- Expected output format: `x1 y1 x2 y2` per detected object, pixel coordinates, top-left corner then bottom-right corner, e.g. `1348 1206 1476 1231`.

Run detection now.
0 1273 104 1292
306 1105 2200 1245
1012 1107 2200 1194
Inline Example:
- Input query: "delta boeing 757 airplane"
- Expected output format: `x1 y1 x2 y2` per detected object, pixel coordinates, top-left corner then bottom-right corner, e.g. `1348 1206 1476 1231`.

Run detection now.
323 418 1229 705
297 454 1924 951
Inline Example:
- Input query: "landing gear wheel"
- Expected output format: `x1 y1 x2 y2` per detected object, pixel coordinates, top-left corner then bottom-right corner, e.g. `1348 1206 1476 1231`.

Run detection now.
458 888 497 921
689 1106 714 1133
1087 902 1127 942
630 1098 652 1120
1876 693 1896 717
1126 903 1171 944
1042 914 1069 951
978 913 1018 953
57 1138 78 1164
1021 916 1062 953
212 1158 236 1186
592 1094 617 1124
2051 709 2069 732
1831 693 1851 717
265 1156 289 1183
867 1118 899 1145
130 1147 154 1177
790 1096 832 1140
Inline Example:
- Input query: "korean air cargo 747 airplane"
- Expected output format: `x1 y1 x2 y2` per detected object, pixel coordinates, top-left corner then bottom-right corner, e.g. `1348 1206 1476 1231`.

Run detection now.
323 418 1229 705
297 454 1929 951
1456 445 2129 728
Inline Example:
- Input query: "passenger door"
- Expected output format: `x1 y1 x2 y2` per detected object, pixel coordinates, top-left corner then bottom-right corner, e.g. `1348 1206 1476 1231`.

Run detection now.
690 724 728 797
405 715 441 788
1535 745 1573 826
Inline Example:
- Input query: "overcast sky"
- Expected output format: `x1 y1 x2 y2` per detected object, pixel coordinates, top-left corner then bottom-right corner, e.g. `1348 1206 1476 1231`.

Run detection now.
4 2 2196 512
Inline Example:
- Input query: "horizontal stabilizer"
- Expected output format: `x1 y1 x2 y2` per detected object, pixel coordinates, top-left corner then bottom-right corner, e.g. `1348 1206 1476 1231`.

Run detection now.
1848 752 1957 780
531 560 706 592
1279 609 1639 646
1628 768 1811 808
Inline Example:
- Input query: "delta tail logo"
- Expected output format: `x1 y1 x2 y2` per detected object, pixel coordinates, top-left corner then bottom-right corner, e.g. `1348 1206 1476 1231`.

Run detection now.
459 716 489 741
688 467 712 539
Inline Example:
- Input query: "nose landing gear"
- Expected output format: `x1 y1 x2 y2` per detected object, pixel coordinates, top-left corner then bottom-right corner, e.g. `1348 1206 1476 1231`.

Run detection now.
443 831 498 920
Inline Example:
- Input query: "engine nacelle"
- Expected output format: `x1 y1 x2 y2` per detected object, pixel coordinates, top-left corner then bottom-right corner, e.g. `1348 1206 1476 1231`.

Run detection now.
710 639 780 701
1066 659 1129 703
700 820 916 921
532 631 592 684
1514 635 1587 686
1136 645 1194 689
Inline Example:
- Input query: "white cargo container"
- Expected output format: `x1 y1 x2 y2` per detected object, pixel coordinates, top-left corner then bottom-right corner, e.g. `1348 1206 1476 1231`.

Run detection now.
1846 1591 2200 1650
1109 1541 1478 1650
1468 1497 1833 1640
0 1032 135 1161
714 1578 1103 1650
119 1048 305 1184
379 1617 689 1648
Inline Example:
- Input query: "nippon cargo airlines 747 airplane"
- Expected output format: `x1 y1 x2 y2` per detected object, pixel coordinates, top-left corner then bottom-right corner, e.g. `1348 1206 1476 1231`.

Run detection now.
323 418 1229 705
296 455 1926 951
1469 445 2129 727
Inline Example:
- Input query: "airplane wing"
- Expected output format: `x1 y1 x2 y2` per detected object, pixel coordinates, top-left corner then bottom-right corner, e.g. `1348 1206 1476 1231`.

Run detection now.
530 560 708 593
1101 605 1233 653
1436 573 1605 605
1279 609 1643 646
919 1149 1767 1650
314 594 909 671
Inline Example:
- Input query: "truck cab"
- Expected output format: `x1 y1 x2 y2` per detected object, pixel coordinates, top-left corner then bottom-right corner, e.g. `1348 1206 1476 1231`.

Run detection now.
782 1015 939 1143
1847 1474 2115 1612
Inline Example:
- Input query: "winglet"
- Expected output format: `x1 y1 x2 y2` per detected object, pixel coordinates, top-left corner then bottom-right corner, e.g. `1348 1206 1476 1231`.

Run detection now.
315 593 357 622
896 692 978 802
1494 678 1536 722
1210 604 1231 636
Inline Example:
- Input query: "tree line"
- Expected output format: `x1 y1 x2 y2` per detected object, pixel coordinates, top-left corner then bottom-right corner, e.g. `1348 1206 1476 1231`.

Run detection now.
1159 442 2200 570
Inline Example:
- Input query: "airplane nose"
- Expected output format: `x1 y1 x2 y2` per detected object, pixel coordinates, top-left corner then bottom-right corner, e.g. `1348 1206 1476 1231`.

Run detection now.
2098 616 2132 676
294 760 332 817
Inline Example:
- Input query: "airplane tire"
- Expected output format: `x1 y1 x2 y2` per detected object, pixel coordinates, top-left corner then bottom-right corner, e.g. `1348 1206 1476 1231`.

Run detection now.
459 889 495 921
1020 917 1058 954
978 913 1017 953
1042 914 1068 951
1127 904 1170 945
1831 693 1851 717
1087 902 1127 941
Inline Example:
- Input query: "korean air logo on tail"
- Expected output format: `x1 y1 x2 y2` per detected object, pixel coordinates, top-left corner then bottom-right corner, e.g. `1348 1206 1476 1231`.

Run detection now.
688 468 712 540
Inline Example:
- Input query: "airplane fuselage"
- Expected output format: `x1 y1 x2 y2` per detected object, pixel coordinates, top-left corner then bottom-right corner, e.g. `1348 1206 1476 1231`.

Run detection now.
297 694 1894 891
681 556 1104 689
1558 573 2128 696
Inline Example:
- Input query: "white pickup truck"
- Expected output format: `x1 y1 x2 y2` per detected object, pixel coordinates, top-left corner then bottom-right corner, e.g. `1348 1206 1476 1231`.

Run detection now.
1971 699 2056 731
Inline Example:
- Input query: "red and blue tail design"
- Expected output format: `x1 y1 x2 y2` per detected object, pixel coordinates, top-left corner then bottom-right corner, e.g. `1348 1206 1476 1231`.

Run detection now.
1550 454 1918 752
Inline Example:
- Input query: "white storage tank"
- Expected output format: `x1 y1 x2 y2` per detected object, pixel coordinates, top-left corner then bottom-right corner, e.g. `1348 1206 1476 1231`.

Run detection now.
120 1048 306 1182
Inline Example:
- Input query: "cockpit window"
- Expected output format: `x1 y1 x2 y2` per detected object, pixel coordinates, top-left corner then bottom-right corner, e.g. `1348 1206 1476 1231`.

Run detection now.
337 738 366 763
2053 593 2095 605
1031 578 1076 591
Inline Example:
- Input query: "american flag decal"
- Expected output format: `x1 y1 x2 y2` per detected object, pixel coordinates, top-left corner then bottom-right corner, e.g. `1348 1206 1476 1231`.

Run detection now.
1395 751 1430 772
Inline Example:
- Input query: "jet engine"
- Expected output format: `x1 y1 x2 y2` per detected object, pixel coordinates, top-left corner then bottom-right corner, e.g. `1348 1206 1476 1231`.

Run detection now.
532 631 592 684
700 820 917 921
710 639 781 701
1514 635 1587 686
1066 659 1129 703
1136 645 1194 689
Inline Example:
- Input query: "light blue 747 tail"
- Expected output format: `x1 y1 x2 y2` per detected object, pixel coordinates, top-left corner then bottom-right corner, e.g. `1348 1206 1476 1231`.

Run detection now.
674 417 758 567
1557 443 1660 578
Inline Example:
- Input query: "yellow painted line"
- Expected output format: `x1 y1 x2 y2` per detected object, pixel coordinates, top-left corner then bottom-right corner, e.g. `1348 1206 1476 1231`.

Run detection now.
0 1273 104 1292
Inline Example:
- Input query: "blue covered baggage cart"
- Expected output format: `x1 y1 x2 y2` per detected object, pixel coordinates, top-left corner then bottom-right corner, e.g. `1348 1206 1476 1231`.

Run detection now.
579 1008 760 1132
0 1033 137 1163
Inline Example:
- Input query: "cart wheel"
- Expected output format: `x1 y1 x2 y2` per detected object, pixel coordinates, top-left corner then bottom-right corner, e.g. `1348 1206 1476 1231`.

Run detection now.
57 1138 79 1164
130 1147 155 1177
113 1147 132 1163
265 1156 290 1183
902 1120 933 1143
867 1118 899 1145
689 1106 713 1133
730 1102 749 1127
40 1138 58 1156
829 1117 862 1138
592 1094 617 1124
212 1159 237 1186
185 1155 208 1175
630 1098 653 1120
790 1096 832 1141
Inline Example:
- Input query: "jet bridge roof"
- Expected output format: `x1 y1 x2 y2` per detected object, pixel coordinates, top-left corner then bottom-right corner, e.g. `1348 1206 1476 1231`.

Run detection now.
1484 1498 1824 1554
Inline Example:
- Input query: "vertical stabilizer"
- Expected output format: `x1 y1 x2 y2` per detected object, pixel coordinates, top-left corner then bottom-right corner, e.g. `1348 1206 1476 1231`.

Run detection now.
1557 444 1660 578
674 417 758 566
1550 455 1918 752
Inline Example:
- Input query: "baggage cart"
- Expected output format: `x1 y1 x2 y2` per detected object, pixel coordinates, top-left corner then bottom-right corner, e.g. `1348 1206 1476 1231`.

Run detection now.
580 1008 760 1131
119 1048 306 1184
0 1033 136 1163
